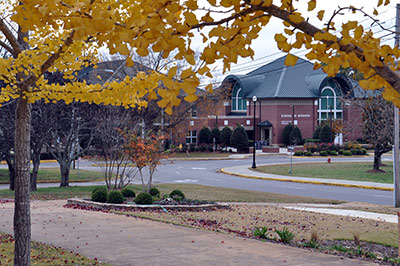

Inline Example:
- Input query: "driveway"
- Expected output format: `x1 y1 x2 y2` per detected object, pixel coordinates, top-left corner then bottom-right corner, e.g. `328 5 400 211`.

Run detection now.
0 200 377 265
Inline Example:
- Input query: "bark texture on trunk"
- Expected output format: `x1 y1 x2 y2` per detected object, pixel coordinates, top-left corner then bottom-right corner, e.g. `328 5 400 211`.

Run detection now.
373 153 382 171
13 98 31 266
60 162 70 187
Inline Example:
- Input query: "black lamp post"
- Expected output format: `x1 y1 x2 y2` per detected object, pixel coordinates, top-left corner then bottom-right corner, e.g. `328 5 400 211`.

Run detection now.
252 96 257 168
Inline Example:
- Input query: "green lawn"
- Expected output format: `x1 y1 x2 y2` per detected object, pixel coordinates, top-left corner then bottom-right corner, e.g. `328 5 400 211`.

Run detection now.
0 183 343 204
0 168 103 183
172 152 230 158
254 162 394 183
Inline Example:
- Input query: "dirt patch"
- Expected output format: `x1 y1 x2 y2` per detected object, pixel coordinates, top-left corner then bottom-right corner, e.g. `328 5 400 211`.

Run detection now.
367 169 386 173
65 201 400 264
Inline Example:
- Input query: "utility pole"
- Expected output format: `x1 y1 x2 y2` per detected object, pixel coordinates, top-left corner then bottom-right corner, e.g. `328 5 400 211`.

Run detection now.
394 3 400 207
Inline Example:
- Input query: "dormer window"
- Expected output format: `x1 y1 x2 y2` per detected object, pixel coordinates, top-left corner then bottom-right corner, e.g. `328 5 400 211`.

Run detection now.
232 82 246 111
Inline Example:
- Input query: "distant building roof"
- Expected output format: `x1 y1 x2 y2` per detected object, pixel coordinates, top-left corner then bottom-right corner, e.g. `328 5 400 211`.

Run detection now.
221 55 370 99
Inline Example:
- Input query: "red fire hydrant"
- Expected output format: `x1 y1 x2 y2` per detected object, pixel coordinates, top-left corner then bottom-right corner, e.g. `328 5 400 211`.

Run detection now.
327 157 331 164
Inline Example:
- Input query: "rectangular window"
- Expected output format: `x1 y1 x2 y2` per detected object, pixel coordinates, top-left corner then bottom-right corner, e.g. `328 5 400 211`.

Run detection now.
186 131 197 144
191 106 197 117
321 98 327 110
336 112 342 119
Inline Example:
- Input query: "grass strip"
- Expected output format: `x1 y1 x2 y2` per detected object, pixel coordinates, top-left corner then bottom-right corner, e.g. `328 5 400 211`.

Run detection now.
0 183 343 204
254 162 394 184
0 168 103 183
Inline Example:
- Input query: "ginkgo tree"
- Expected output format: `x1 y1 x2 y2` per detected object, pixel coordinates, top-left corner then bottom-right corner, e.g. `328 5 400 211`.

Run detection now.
1 0 400 264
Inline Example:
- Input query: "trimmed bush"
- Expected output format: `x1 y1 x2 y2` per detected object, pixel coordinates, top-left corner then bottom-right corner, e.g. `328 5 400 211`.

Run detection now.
91 187 107 203
211 127 221 145
305 151 312 156
199 126 211 144
169 189 185 201
338 149 344 155
312 127 321 140
319 151 328 156
343 150 352 156
149 187 160 197
107 191 124 204
282 123 294 145
293 151 304 156
305 139 320 143
361 148 367 155
329 150 338 156
134 192 154 205
220 127 232 147
230 125 249 153
121 188 135 198
319 124 334 143
289 126 303 145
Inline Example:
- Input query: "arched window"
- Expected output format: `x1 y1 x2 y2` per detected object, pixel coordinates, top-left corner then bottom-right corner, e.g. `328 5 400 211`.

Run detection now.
232 82 246 111
318 86 342 122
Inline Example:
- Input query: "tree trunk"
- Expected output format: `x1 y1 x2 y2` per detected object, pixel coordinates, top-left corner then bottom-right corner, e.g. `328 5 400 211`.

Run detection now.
14 97 31 266
5 155 15 191
373 151 382 171
60 162 70 187
30 152 40 191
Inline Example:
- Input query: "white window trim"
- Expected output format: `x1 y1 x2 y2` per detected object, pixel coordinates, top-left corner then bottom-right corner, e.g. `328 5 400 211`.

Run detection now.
318 86 342 122
232 84 246 112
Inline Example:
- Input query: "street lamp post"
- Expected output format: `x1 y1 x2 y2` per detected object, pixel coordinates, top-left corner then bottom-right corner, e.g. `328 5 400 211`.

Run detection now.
252 96 257 169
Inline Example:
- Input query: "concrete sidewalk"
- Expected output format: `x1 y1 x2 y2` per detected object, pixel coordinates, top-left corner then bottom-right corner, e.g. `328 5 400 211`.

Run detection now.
221 165 393 191
0 200 376 265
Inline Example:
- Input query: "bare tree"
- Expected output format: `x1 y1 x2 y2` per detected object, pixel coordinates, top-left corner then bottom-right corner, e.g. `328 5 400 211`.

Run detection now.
0 100 15 190
361 96 394 172
93 105 139 189
47 102 96 187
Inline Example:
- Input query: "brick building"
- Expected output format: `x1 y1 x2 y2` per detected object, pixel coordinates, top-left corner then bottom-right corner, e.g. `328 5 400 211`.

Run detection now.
183 56 364 146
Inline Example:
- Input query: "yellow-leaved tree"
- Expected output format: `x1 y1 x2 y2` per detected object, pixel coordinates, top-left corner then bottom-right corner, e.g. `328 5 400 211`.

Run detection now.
1 0 399 264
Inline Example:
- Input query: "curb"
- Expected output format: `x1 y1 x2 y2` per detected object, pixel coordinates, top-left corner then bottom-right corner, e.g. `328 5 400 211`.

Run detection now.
0 179 104 185
220 168 394 191
0 160 58 165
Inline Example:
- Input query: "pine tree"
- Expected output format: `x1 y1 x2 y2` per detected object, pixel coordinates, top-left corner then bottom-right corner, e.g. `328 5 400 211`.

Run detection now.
211 127 220 145
281 123 294 146
220 127 232 148
319 124 334 143
289 126 303 145
230 125 249 153
199 126 211 144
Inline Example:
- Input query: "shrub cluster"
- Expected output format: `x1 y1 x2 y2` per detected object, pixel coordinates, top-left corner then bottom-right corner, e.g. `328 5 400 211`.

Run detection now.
91 187 108 203
121 188 135 198
135 192 154 205
107 191 124 204
169 189 185 201
149 187 160 197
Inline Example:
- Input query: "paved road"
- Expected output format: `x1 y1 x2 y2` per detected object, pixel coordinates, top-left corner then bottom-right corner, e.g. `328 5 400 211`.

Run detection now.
0 200 377 265
0 155 394 205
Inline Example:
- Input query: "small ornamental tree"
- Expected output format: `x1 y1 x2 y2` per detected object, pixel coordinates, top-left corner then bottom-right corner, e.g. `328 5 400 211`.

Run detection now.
230 125 249 153
121 131 168 192
211 127 221 145
312 127 321 140
289 126 303 145
319 124 334 143
199 126 211 145
220 127 233 150
282 123 294 146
